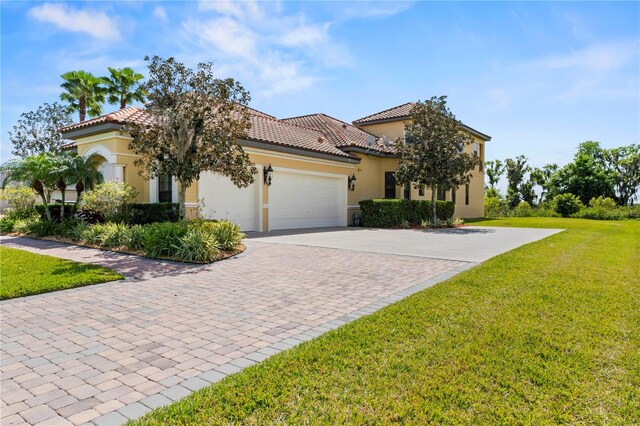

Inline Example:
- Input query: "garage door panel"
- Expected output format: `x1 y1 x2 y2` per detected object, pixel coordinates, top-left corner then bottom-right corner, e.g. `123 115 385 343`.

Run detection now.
269 171 347 230
199 172 259 231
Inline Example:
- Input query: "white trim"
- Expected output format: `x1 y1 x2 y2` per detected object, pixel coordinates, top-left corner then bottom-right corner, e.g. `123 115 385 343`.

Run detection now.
272 166 348 179
347 205 361 209
185 202 199 208
75 133 133 145
83 145 116 163
149 177 158 203
242 147 357 170
257 164 263 232
171 177 178 203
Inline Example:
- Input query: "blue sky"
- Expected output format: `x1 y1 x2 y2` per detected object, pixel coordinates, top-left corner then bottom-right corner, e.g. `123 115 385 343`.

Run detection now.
2 1 639 176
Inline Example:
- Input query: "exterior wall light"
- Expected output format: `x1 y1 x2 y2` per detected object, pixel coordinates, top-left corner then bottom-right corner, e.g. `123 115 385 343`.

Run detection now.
348 174 356 191
264 164 274 186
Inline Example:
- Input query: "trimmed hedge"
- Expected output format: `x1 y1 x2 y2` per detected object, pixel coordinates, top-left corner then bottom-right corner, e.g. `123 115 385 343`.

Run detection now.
35 204 77 222
359 199 455 227
126 203 180 225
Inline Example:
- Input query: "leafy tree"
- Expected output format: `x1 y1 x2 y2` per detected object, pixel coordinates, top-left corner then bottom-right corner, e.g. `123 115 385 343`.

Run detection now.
603 144 640 205
102 67 147 109
127 56 256 219
0 154 64 220
395 96 480 224
530 164 558 204
553 193 583 217
549 141 615 205
8 102 72 157
60 70 106 121
485 160 504 190
58 153 104 211
505 155 530 208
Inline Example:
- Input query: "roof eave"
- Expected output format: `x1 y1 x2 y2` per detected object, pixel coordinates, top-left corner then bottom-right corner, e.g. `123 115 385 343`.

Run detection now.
353 116 491 141
60 123 124 140
238 139 361 164
339 146 398 158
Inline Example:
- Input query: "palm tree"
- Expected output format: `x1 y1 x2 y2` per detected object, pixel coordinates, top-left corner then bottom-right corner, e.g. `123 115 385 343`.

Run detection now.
60 71 106 122
1 154 63 220
65 153 104 208
102 67 146 109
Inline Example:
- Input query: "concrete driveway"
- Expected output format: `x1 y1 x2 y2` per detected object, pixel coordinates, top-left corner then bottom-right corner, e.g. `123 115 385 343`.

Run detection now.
248 226 563 262
0 225 560 425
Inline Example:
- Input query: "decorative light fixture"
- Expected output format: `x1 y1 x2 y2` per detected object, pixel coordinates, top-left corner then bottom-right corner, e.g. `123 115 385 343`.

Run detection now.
348 174 357 191
263 164 274 186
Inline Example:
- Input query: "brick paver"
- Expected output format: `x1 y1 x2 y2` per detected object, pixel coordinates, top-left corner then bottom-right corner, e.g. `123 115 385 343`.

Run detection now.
1 235 473 425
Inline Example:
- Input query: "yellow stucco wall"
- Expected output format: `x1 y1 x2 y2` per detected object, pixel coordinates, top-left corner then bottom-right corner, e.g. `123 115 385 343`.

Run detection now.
357 121 487 218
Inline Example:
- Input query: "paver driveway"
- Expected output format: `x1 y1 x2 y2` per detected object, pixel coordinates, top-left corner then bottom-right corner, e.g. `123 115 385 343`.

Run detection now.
0 236 472 425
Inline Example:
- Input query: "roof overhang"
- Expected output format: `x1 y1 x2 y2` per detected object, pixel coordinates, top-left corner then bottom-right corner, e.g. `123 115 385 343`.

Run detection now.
239 139 360 164
339 146 398 158
61 123 124 140
353 116 492 141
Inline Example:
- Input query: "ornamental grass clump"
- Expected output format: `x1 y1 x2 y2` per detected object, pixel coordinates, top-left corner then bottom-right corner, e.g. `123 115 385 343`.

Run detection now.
210 220 244 251
98 222 130 247
173 227 220 263
143 222 187 259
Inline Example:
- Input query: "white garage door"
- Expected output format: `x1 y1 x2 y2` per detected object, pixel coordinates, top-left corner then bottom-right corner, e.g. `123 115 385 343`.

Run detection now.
269 170 347 230
199 172 259 231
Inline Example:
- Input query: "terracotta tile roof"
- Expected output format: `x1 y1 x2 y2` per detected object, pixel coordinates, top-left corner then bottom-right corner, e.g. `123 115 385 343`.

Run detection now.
282 113 396 154
60 106 355 159
352 102 415 125
352 102 491 141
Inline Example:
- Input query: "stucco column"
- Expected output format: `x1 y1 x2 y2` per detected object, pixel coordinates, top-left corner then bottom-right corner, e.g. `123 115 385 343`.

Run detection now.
113 164 125 182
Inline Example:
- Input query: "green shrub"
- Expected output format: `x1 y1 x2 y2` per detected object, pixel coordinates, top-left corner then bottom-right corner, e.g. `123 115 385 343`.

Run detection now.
98 223 130 247
143 222 187 259
35 204 77 222
13 217 38 234
589 196 618 209
82 181 137 221
554 193 584 217
63 220 88 241
126 203 180 225
359 199 455 228
484 195 509 218
0 217 17 233
0 185 38 217
512 201 534 217
80 225 106 245
126 224 146 251
209 220 244 251
25 220 61 238
173 227 219 263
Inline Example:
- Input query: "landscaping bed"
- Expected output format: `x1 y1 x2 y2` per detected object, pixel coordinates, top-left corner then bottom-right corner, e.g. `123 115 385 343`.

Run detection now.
0 247 123 300
129 218 639 425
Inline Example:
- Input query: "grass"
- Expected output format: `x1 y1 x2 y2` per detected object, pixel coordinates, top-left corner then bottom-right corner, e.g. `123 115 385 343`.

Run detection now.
0 247 123 300
131 218 639 425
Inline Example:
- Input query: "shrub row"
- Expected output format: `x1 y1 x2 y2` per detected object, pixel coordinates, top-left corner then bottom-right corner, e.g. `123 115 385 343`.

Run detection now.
0 218 243 263
359 199 455 228
125 203 181 225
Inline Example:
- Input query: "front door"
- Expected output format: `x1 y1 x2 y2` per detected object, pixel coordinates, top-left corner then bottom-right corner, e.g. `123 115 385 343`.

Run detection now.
384 172 396 199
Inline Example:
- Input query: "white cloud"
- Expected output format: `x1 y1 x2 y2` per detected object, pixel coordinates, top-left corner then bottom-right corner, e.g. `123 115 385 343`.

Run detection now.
537 41 638 73
182 18 256 59
28 3 121 41
281 24 329 47
153 6 168 22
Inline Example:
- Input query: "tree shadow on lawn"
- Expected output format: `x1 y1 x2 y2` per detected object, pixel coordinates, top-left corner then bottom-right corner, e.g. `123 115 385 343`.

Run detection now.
1 236 207 280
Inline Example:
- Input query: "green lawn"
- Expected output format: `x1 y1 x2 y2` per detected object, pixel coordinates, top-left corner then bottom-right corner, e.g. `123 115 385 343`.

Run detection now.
0 247 123 300
131 218 639 425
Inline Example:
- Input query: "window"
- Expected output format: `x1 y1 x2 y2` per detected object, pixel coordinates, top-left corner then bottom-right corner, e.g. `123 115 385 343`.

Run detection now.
419 186 425 196
437 186 446 201
479 143 484 171
158 174 172 202
465 184 470 205
404 183 411 200
384 172 396 199
457 142 464 154
452 188 457 204
473 143 479 158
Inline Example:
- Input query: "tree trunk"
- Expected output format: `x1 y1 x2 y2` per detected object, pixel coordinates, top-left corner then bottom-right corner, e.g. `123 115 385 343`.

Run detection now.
431 186 437 225
75 181 84 209
178 180 187 221
79 95 86 122
120 97 126 109
57 178 66 220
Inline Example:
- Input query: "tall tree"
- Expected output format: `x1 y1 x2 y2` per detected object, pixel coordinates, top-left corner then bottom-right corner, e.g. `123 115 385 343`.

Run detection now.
102 67 147 109
603 144 640 205
485 160 504 190
60 70 106 122
505 155 530 208
395 96 480 224
0 154 63 220
8 102 72 157
549 141 615 204
127 56 256 219
60 153 104 210
530 163 558 204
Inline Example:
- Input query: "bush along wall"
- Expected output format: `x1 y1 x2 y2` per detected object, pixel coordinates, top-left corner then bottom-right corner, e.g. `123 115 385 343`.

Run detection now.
126 203 181 225
35 204 78 222
359 199 455 228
